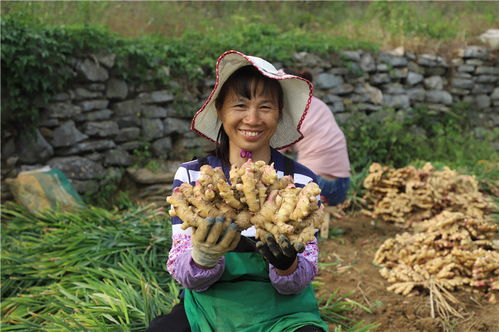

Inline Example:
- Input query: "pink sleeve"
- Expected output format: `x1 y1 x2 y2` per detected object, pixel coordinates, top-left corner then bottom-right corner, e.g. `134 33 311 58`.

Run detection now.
167 233 225 292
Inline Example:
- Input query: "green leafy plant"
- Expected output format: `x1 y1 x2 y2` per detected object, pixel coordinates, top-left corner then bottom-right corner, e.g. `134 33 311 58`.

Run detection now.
344 61 365 77
132 142 153 168
329 228 346 238
1 18 73 130
344 108 424 171
145 160 161 173
1 203 174 330
343 104 497 173
318 290 379 331
368 1 458 39
114 190 137 211
345 165 370 212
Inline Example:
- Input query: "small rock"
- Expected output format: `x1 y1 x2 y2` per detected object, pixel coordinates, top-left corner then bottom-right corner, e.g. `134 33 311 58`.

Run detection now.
127 165 175 184
45 102 82 119
475 95 491 109
95 53 116 68
426 90 452 105
459 45 489 59
115 127 141 142
152 137 173 157
77 99 109 112
106 78 128 100
475 66 499 75
75 109 113 122
457 65 475 73
490 87 499 100
383 94 410 109
139 90 174 104
476 75 497 84
424 76 444 90
75 58 109 82
406 72 423 86
316 73 344 89
16 129 54 164
451 78 473 90
473 84 495 94
104 149 132 166
52 121 88 147
82 121 119 138
48 156 105 180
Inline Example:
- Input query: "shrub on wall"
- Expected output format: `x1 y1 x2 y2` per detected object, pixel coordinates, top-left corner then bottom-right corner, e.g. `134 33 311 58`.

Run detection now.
1 16 376 132
1 18 74 130
0 18 166 131
343 103 498 172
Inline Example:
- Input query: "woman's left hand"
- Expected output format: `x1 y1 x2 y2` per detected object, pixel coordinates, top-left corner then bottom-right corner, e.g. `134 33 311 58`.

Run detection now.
256 232 298 273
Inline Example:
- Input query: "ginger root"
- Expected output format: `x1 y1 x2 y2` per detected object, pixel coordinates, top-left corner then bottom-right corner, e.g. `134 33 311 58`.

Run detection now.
363 162 494 227
166 160 323 245
166 187 204 229
374 211 498 297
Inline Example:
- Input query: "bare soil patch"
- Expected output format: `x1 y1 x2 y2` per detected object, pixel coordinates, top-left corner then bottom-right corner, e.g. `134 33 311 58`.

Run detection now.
316 214 499 332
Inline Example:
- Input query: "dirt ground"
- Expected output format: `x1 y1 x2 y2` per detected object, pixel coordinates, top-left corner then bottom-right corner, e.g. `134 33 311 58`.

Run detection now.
316 214 499 332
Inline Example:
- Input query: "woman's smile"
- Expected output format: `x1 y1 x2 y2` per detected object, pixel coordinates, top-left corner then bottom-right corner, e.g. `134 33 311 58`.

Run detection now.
239 129 263 140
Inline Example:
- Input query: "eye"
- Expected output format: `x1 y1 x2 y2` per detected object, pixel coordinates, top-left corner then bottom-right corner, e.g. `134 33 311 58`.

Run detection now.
260 104 274 111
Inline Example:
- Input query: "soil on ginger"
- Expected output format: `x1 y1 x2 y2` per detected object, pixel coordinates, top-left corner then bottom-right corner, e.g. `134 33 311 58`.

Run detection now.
316 214 499 332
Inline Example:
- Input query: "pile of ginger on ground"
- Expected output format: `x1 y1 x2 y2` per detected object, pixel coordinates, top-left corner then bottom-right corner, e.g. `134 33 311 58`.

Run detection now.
363 163 498 302
362 162 494 226
166 160 323 249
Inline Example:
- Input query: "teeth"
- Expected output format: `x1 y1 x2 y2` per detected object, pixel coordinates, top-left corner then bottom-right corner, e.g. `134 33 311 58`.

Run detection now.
242 130 260 137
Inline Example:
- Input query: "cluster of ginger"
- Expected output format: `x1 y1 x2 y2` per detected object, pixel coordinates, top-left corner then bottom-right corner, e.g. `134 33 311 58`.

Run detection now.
374 211 498 301
365 162 499 301
166 160 323 247
362 162 494 227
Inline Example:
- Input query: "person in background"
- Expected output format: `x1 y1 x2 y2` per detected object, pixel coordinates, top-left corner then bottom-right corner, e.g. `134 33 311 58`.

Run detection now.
279 69 351 207
147 51 328 332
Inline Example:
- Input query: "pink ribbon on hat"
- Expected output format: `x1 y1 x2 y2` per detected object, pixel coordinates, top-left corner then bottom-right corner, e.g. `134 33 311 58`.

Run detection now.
240 150 252 159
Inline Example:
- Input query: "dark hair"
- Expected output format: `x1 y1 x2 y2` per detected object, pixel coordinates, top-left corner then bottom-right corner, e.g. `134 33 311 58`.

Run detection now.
211 66 284 166
214 126 230 166
283 69 313 82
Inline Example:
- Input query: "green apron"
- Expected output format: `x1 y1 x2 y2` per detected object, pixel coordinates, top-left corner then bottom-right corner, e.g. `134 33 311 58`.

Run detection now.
184 252 328 332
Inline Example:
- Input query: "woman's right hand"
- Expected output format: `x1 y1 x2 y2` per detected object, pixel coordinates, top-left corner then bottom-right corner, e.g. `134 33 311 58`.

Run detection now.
255 232 304 274
191 216 241 269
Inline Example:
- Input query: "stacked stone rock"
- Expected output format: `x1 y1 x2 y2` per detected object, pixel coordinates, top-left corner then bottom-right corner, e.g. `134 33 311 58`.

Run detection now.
1 54 208 200
451 46 499 125
293 46 497 130
1 46 497 202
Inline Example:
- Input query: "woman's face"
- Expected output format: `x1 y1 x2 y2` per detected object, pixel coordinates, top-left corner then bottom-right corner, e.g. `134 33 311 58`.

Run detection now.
218 82 280 159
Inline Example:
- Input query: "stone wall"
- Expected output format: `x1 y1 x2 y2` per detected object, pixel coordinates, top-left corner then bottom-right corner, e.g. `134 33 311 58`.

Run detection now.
1 46 498 204
293 46 498 126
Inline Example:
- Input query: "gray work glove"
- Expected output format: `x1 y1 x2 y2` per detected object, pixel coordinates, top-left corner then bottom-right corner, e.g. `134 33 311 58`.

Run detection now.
191 216 241 268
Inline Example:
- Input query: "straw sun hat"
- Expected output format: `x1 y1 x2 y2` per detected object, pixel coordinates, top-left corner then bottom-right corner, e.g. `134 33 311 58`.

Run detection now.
191 50 313 150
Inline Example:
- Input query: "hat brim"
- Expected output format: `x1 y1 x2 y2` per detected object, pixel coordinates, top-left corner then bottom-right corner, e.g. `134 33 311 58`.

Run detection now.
191 50 313 150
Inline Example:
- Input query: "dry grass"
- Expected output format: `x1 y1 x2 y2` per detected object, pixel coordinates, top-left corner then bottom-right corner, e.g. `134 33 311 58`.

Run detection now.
427 279 470 332
2 1 498 58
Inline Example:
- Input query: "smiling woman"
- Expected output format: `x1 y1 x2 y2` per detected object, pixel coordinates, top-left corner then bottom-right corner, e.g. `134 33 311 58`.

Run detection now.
215 66 282 165
148 50 327 332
